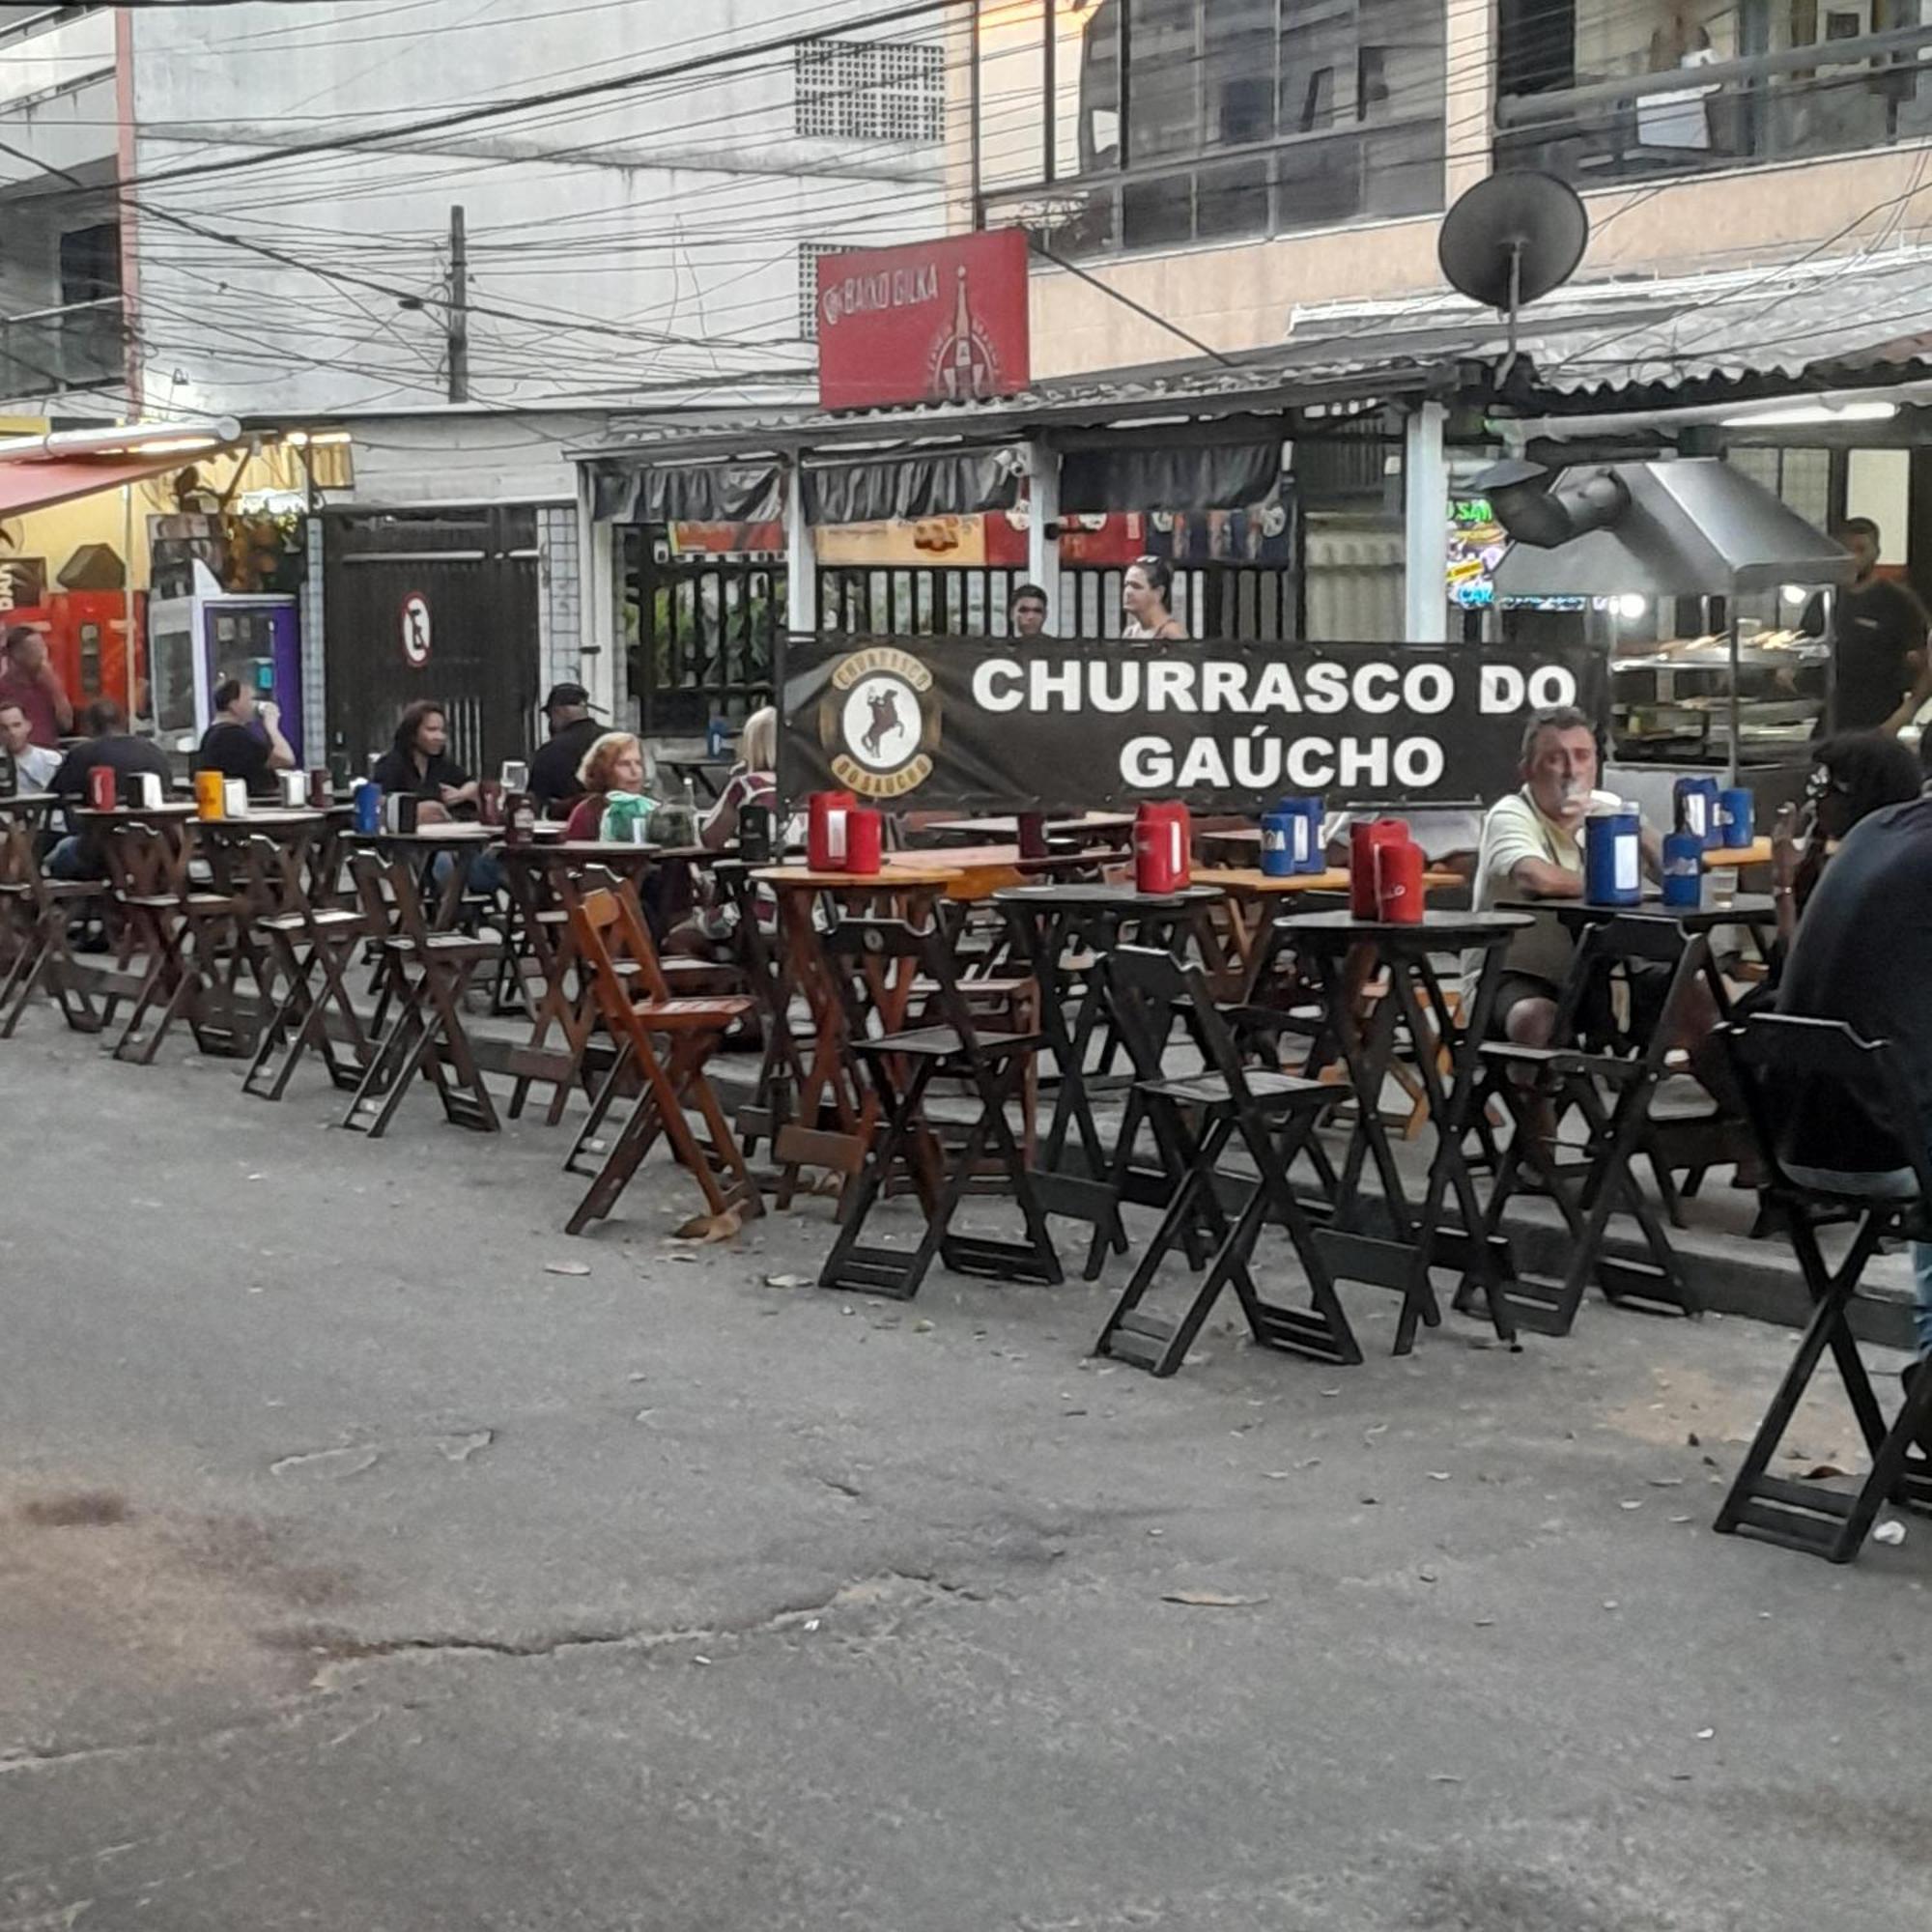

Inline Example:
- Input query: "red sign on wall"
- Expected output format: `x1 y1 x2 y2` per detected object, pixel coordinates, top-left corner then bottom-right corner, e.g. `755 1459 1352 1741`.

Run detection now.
816 228 1031 412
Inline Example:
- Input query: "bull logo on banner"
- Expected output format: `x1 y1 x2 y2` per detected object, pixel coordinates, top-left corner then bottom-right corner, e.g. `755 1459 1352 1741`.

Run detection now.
818 644 943 799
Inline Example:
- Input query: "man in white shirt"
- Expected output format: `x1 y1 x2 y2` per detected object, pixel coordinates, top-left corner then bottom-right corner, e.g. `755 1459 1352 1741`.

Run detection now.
0 698 62 791
1470 706 1662 1047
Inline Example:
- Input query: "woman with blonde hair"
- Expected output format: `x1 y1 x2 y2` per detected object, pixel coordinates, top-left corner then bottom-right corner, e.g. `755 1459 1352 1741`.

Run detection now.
699 705 778 852
563 730 658 841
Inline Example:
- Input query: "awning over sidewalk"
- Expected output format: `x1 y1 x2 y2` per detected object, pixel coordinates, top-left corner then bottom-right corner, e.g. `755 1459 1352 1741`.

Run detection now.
0 418 244 518
0 452 205 518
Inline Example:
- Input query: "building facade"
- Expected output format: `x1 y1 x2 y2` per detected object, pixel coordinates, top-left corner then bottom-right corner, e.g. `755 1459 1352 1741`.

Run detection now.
0 0 964 759
960 0 1932 621
974 0 1932 373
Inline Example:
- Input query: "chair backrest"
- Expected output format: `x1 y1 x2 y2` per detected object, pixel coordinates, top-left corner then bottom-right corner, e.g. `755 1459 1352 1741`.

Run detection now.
1551 914 1708 1064
822 914 969 1049
1724 1013 1932 1215
0 813 30 893
241 832 294 913
347 848 394 937
569 880 672 1023
1106 943 1256 1101
1102 945 1189 1083
101 819 185 902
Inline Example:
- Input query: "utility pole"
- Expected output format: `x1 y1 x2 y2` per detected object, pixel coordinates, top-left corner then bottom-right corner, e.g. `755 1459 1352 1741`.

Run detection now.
447 203 469 403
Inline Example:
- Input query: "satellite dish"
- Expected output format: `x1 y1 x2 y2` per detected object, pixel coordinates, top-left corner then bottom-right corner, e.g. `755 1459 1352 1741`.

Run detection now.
1438 170 1588 379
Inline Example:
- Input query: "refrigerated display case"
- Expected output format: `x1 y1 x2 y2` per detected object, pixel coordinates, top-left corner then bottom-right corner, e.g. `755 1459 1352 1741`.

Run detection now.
148 558 301 761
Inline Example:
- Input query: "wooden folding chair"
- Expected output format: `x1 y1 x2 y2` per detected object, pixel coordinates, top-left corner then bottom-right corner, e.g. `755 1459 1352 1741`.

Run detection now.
709 860 808 1155
244 834 373 1102
1094 946 1354 1377
104 821 262 1065
561 881 761 1237
0 815 106 1036
342 849 498 1137
1463 915 1711 1336
817 916 1061 1302
1714 1015 1932 1563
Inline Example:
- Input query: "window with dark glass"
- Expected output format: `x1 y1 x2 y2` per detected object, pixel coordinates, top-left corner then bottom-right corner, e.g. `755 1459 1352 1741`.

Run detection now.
988 0 1446 260
1494 0 1932 184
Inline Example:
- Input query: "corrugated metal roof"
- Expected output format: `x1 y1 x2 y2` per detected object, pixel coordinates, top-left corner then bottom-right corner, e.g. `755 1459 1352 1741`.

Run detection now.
571 342 1452 463
1290 245 1932 402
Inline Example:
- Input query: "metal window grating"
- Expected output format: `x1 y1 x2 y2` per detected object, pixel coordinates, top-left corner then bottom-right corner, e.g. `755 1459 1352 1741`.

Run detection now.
796 241 838 341
796 38 945 142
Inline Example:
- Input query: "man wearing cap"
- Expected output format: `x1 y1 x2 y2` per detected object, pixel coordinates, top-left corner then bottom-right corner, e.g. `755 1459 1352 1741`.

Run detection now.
527 682 604 815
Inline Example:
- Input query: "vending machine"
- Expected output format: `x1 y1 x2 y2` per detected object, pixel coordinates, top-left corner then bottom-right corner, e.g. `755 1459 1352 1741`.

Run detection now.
149 559 302 761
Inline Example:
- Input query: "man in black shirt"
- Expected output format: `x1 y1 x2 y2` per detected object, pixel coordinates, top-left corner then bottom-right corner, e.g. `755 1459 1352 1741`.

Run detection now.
526 682 604 815
195 677 295 797
1805 518 1932 733
47 699 175 875
1777 791 1932 1368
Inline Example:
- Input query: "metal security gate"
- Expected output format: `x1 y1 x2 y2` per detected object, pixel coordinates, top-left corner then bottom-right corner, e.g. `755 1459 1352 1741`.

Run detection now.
824 562 1295 640
622 528 1304 733
323 505 540 778
626 532 783 737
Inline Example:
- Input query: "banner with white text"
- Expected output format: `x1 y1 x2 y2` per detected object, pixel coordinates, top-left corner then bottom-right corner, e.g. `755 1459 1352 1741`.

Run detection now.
778 637 1606 811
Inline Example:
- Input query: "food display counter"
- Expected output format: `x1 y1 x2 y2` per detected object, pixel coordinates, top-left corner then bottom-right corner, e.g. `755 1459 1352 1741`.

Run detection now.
1609 622 1831 766
1491 457 1855 781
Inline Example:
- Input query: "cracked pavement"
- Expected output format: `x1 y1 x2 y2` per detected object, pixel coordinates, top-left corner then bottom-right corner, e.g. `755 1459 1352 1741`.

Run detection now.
3 1025 1931 1930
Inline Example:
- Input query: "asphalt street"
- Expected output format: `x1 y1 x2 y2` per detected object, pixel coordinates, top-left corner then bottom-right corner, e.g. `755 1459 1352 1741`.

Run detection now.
2 1021 1929 1932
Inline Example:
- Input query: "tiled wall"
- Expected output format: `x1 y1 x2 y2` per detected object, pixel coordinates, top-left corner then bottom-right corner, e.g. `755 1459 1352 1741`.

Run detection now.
300 516 327 760
537 504 582 694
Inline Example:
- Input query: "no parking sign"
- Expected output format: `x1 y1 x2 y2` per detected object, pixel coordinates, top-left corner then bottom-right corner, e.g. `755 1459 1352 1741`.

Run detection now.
400 591 432 668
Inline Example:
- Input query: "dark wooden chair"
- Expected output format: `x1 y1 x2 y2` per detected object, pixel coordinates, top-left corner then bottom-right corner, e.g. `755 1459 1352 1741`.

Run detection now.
103 820 261 1065
0 817 106 1037
817 915 1060 1302
1716 1020 1932 1561
1713 1015 1932 1563
342 849 498 1137
244 833 373 1101
1466 916 1711 1336
1094 945 1353 1378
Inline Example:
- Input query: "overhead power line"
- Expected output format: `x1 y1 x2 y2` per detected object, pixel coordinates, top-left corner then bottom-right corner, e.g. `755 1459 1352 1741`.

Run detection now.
19 0 976 209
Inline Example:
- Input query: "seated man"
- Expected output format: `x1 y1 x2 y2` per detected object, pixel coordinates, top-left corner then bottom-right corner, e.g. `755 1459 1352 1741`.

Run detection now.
1470 706 1662 1047
526 682 604 817
1 698 62 791
195 677 295 796
1776 790 1932 1391
46 700 174 878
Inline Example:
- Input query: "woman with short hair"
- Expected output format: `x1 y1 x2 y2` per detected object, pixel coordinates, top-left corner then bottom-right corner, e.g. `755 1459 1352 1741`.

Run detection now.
564 730 657 841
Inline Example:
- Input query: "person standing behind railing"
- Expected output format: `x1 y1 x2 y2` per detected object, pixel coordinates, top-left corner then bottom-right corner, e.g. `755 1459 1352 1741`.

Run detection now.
1121 556 1187 640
